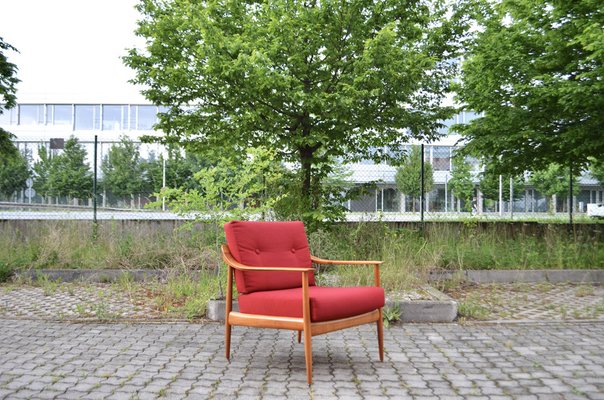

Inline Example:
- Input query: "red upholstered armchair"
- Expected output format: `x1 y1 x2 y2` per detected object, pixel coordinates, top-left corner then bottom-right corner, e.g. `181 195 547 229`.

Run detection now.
222 220 385 384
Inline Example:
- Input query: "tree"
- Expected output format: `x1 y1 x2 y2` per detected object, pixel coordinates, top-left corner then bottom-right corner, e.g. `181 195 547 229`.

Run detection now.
0 37 20 159
529 163 580 213
0 150 29 199
395 146 434 212
479 161 525 202
47 137 93 201
455 0 604 174
124 0 471 225
449 155 474 212
32 145 54 200
145 148 207 193
589 158 604 185
159 147 285 222
101 137 147 205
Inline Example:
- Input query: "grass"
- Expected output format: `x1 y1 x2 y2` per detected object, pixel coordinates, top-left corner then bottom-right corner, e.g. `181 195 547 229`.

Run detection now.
115 268 223 320
382 304 401 327
457 297 490 320
0 220 602 297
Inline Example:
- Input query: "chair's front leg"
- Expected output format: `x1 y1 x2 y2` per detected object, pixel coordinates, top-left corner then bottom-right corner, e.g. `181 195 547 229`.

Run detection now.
302 271 313 385
374 263 384 361
225 265 233 360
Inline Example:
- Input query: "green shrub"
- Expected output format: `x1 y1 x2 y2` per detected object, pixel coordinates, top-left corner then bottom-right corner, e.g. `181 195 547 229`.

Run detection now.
0 262 13 283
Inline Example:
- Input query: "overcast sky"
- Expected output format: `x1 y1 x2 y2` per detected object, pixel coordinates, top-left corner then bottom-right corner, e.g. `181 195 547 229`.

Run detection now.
0 0 147 103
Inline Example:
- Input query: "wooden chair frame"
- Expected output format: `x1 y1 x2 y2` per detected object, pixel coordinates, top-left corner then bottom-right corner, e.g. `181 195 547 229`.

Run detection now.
221 244 384 384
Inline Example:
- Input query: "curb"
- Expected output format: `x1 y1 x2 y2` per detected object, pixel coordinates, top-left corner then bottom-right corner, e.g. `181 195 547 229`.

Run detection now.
15 269 189 283
388 286 457 323
429 269 604 284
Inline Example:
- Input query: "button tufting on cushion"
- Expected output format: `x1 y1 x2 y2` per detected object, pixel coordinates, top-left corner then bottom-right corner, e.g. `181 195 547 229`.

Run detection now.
224 221 315 294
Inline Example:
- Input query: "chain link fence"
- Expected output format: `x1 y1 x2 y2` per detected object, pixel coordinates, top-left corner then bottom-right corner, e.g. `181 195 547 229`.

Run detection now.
2 137 602 222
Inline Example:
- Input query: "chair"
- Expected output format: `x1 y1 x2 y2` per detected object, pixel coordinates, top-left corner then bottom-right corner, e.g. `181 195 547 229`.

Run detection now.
221 220 385 384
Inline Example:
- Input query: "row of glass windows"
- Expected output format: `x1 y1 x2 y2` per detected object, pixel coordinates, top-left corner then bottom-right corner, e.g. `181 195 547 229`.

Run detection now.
357 145 477 171
0 104 167 131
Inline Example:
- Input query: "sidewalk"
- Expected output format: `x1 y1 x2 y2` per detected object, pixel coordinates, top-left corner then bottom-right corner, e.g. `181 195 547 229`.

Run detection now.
0 281 603 399
0 319 603 399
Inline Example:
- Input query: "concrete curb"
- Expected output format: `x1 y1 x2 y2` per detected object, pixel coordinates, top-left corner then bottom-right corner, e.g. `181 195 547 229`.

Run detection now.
429 269 604 284
207 286 458 323
21 268 603 284
15 269 169 283
388 286 457 323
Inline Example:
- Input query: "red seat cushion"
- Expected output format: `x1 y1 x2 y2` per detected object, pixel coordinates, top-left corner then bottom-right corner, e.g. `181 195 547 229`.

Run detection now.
238 286 385 322
224 221 315 294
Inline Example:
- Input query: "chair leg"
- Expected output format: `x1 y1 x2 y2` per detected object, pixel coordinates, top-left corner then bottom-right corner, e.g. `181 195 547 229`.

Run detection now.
303 328 312 385
297 330 302 343
225 321 232 361
377 308 384 362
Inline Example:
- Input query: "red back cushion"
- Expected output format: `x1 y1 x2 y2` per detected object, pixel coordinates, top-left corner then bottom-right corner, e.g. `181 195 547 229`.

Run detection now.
224 221 315 294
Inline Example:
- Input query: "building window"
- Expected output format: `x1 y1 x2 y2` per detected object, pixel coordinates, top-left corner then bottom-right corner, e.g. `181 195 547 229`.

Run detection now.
432 146 451 171
0 106 17 125
75 105 100 130
349 193 376 212
138 106 157 130
102 105 128 130
377 188 400 212
438 117 455 135
129 105 157 130
19 104 45 125
48 104 73 126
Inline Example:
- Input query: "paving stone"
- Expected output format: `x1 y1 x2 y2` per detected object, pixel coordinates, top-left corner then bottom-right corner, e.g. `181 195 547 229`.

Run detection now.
0 305 603 400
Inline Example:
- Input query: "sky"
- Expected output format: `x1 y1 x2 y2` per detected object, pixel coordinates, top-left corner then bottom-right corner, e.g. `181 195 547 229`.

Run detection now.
0 0 146 104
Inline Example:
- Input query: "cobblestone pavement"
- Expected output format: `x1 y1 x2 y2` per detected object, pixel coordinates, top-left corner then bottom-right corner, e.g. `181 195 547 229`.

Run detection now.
445 283 604 321
0 285 164 321
0 319 603 399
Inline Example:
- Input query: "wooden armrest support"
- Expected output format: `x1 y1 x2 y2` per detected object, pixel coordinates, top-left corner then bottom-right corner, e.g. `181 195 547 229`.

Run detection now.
311 256 383 265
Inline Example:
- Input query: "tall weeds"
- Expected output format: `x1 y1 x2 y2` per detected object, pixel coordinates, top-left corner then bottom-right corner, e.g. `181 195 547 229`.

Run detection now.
0 221 601 292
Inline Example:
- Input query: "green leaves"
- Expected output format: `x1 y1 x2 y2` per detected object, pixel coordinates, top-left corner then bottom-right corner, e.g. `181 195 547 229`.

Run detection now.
395 146 434 210
449 155 475 212
157 147 285 223
125 0 469 222
456 0 604 173
0 37 19 112
0 37 20 162
32 137 93 200
0 148 29 198
101 137 147 199
49 137 93 199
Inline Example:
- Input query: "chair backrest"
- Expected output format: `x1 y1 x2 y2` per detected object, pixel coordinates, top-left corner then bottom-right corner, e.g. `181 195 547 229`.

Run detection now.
224 220 315 294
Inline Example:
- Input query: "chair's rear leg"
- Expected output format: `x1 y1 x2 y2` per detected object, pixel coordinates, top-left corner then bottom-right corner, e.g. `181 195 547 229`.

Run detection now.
377 308 384 362
297 330 302 343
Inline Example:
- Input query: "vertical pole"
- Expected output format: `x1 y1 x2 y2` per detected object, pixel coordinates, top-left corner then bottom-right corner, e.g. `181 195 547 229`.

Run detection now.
569 163 573 226
420 144 425 225
444 173 448 213
162 156 166 211
510 177 514 220
93 135 98 237
499 175 503 216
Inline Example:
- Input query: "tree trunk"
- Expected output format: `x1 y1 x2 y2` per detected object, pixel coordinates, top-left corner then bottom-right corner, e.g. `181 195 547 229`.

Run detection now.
299 145 317 210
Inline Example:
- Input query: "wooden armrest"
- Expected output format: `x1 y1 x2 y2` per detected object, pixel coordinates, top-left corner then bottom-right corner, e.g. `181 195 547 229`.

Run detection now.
311 255 382 287
221 245 314 272
311 256 383 265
